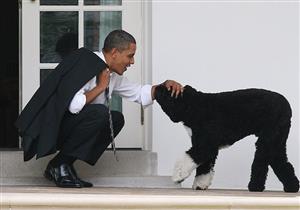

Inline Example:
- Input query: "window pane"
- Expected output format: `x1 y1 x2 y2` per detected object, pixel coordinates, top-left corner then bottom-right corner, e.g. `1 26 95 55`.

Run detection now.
111 93 122 112
40 0 78 5
84 0 121 5
40 12 78 63
84 11 121 51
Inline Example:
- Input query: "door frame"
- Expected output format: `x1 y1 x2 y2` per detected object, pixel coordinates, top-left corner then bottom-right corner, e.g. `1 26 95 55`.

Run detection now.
20 0 153 150
141 0 152 151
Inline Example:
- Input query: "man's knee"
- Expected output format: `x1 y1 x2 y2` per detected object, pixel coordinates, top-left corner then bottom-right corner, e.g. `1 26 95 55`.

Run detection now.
83 104 109 122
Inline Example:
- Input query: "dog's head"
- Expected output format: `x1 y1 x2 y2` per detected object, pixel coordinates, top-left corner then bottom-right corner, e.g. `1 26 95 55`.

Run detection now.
155 85 197 122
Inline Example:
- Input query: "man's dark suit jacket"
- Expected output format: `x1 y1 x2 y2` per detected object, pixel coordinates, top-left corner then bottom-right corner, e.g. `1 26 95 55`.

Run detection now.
15 48 108 161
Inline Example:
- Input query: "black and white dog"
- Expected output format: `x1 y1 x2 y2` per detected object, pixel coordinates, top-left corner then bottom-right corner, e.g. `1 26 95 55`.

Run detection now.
155 85 299 192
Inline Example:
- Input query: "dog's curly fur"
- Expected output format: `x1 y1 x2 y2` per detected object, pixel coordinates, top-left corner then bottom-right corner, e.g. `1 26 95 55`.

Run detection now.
155 85 299 192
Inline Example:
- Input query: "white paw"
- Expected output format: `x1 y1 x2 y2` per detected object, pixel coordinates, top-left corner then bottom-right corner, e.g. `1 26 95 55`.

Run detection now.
192 170 214 190
172 153 198 183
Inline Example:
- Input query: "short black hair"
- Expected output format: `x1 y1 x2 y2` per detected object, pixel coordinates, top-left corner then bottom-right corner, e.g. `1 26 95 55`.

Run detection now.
103 30 136 53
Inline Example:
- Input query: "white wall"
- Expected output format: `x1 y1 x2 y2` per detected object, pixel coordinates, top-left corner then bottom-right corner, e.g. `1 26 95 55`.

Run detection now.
152 0 299 190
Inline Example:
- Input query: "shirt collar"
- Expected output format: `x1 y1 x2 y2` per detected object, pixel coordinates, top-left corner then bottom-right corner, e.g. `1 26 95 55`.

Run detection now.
94 50 115 78
99 51 106 63
94 51 107 64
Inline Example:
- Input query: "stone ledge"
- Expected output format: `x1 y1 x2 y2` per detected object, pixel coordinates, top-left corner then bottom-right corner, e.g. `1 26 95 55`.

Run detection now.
1 187 299 210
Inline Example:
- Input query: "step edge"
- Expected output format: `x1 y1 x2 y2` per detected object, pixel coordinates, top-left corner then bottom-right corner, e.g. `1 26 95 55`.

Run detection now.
2 193 299 209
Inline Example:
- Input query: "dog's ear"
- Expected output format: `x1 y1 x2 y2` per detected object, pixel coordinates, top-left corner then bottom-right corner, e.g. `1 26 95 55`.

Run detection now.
181 85 197 102
183 85 197 96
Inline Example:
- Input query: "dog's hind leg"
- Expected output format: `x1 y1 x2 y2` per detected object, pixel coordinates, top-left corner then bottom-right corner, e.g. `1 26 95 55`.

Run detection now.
268 124 299 192
248 139 269 192
265 118 298 192
269 95 299 192
270 148 299 192
193 157 216 190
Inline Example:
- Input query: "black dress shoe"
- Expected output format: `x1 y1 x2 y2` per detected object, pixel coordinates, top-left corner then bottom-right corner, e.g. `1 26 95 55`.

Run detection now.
44 163 81 188
69 165 93 188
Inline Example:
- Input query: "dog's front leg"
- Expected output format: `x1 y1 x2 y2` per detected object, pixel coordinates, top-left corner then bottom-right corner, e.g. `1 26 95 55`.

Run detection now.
172 152 199 183
192 158 217 190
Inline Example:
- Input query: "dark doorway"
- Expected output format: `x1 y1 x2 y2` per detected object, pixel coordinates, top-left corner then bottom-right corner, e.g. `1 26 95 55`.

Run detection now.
0 1 19 148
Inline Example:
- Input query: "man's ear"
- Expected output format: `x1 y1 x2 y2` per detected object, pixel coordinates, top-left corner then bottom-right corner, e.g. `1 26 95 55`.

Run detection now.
111 48 119 58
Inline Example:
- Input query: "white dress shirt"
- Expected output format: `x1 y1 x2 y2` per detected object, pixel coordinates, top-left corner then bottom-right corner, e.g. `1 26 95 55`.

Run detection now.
68 51 153 114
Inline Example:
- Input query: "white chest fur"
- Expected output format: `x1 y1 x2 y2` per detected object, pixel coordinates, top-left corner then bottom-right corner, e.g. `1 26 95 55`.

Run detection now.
183 125 193 137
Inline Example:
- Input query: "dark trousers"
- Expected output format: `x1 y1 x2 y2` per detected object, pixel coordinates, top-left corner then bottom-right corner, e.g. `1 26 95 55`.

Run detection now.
57 104 125 165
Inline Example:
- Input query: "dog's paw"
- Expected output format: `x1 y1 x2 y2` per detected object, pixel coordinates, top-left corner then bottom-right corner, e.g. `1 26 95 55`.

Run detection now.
172 153 198 183
192 170 214 190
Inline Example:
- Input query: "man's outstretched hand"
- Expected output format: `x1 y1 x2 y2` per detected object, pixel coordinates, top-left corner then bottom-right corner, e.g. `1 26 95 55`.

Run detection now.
152 80 183 100
163 80 183 98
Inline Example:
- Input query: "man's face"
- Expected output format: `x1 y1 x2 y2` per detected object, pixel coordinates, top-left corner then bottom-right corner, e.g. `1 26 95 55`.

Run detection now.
110 43 136 75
